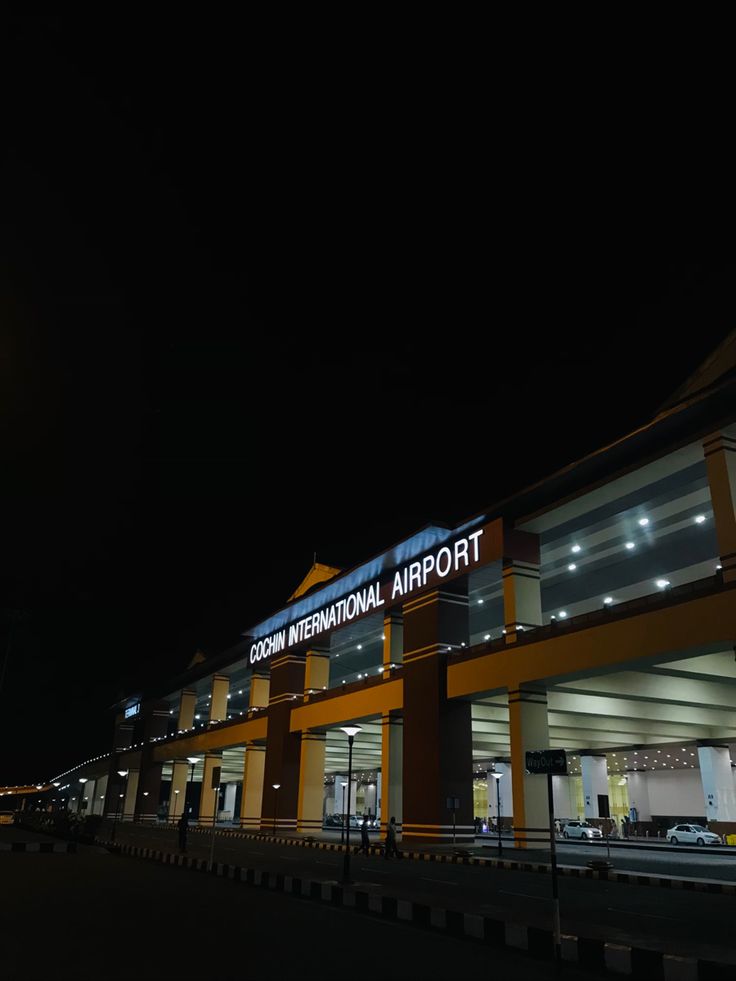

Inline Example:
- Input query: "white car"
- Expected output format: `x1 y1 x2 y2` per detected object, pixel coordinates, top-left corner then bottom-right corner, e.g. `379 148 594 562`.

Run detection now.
563 821 603 841
667 824 721 846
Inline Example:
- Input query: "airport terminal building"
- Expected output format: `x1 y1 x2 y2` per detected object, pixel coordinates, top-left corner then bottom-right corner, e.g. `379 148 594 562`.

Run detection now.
31 333 736 845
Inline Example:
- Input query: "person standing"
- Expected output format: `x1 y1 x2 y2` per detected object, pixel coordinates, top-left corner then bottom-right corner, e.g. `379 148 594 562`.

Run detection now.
384 815 399 859
360 816 371 856
178 810 189 853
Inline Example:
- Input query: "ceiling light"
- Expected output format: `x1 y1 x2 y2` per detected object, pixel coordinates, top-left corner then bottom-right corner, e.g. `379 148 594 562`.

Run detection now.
695 515 706 524
484 634 490 640
656 579 670 589
638 518 649 527
558 611 567 619
571 544 581 553
357 644 362 650
603 597 613 605
625 542 635 550
568 563 577 571
478 599 484 605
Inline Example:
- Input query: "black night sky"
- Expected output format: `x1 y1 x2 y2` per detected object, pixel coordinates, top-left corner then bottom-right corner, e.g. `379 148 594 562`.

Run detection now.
1 15 734 784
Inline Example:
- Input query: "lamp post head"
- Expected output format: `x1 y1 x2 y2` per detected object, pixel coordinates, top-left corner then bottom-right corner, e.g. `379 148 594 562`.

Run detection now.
187 757 200 766
272 783 281 790
78 778 88 785
174 789 180 794
340 726 362 739
489 771 502 782
341 782 347 788
117 770 129 778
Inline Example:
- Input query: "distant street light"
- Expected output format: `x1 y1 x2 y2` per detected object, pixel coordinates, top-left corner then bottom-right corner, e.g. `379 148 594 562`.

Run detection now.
490 771 503 856
272 784 281 836
186 758 200 820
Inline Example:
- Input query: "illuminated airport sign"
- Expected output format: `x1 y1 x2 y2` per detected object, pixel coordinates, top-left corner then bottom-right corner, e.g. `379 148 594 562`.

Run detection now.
124 702 140 719
249 525 491 665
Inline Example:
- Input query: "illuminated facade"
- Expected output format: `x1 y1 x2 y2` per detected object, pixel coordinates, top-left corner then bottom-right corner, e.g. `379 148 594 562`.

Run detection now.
35 332 736 843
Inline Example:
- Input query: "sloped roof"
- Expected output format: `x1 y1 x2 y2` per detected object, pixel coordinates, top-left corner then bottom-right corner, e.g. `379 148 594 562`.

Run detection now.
288 561 342 601
658 328 736 412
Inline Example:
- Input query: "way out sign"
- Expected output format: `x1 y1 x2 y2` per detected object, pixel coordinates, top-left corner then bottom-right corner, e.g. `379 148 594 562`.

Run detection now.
525 749 567 775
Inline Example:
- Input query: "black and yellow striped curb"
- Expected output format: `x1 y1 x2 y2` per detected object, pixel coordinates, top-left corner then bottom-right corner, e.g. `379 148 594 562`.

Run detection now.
101 840 734 980
0 840 77 853
170 826 736 896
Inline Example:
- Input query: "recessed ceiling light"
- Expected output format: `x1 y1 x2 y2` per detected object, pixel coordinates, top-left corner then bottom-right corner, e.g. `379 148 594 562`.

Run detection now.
656 579 670 589
571 545 581 554
357 644 362 650
638 518 649 527
484 634 490 640
603 597 613 605
695 515 706 524
568 563 577 571
625 542 635 550
558 611 567 619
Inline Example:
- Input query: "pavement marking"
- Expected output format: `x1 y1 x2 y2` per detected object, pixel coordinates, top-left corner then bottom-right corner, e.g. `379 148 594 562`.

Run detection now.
607 907 677 920
360 867 391 874
421 876 458 885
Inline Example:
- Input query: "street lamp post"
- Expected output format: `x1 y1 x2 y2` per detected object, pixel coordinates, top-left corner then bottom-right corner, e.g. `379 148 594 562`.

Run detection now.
490 771 502 857
272 784 281 836
111 769 128 842
186 757 200 821
340 782 347 845
340 726 362 884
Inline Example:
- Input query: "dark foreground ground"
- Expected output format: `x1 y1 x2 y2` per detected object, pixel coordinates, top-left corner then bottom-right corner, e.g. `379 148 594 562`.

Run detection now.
0 846 602 981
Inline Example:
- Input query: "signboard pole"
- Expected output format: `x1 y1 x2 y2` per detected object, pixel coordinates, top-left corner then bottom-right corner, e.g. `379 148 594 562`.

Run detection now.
547 772 561 965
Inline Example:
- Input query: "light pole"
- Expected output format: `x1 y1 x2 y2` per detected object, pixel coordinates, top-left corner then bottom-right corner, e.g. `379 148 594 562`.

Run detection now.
490 770 502 857
272 784 281 836
172 789 181 821
186 757 200 820
340 726 361 884
112 769 128 842
340 782 347 845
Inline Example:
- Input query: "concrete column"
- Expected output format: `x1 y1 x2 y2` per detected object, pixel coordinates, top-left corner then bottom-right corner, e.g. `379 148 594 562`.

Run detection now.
169 761 189 822
502 529 542 644
382 610 403 679
698 745 736 823
93 775 108 816
210 675 229 723
402 581 473 844
177 689 197 731
240 744 266 831
304 647 329 694
626 771 651 822
123 769 139 821
223 783 237 822
334 775 357 816
381 714 403 833
113 720 134 751
261 652 306 833
703 432 736 582
80 778 95 815
581 755 609 819
297 731 326 834
508 685 549 847
250 671 270 709
198 753 222 826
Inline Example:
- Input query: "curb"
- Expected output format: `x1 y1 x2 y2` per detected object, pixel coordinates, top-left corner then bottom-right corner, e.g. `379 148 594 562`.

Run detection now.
180 826 736 897
0 841 77 853
103 839 736 980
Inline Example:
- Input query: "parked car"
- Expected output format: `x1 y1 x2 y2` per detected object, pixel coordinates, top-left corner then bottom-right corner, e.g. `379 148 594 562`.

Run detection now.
563 821 602 841
0 811 15 825
667 824 722 846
